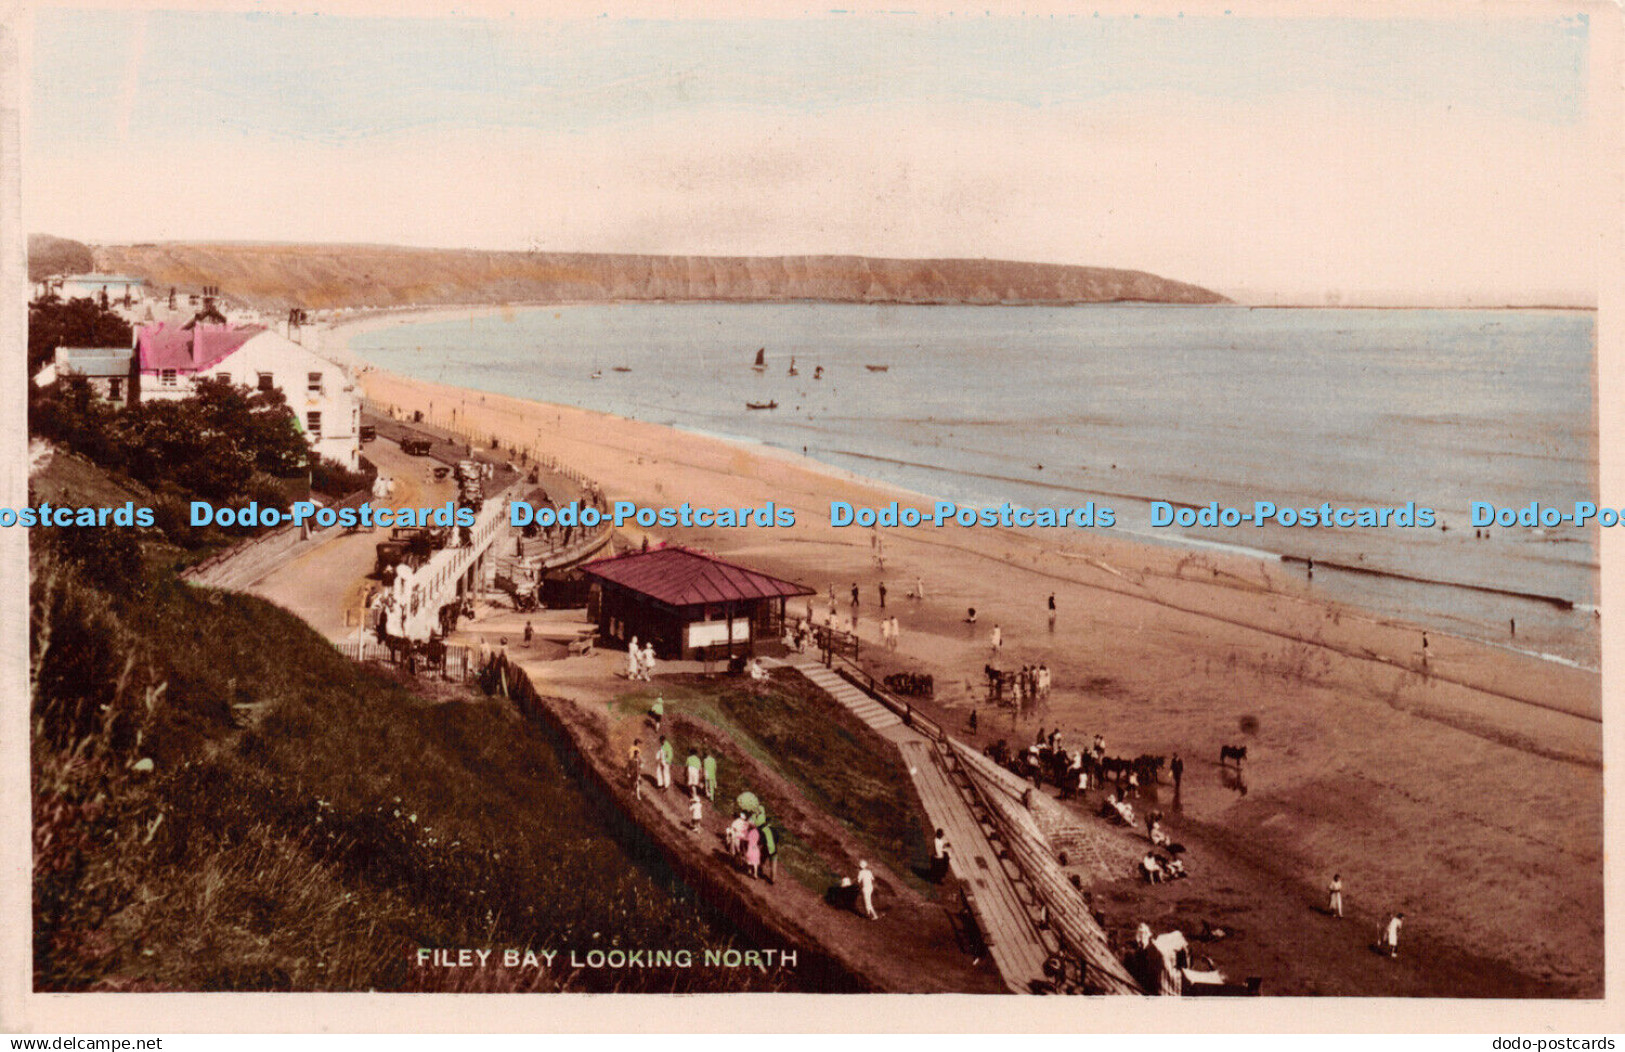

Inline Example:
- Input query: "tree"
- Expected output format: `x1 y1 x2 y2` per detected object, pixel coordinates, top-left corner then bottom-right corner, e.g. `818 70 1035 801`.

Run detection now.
190 376 309 478
28 296 132 376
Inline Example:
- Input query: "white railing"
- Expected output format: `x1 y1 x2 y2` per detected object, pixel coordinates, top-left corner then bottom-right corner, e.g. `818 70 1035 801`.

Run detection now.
396 484 517 639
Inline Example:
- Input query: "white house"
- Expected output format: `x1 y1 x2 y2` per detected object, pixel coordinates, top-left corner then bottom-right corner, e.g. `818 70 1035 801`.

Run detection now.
136 322 362 470
55 273 147 305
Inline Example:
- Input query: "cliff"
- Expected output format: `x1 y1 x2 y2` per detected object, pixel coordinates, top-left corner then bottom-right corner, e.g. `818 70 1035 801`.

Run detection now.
85 241 1227 311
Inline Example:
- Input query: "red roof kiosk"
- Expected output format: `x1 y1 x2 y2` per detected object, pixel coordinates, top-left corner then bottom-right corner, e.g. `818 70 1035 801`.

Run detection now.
579 547 814 661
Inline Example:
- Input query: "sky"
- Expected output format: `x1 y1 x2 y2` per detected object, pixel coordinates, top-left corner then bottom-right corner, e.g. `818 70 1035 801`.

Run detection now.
22 5 1606 305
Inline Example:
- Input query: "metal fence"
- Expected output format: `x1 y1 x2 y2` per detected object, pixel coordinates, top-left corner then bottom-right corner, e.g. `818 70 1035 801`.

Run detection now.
333 637 479 682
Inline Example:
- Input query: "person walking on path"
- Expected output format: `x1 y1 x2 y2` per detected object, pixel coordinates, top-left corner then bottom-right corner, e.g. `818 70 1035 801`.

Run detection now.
878 581 887 609
1329 874 1344 918
656 735 673 790
857 860 878 919
931 829 951 884
703 753 718 801
650 695 664 732
628 739 644 800
914 576 925 600
686 752 702 795
991 624 1002 652
851 583 860 608
1170 753 1184 795
1382 913 1404 957
746 825 762 879
642 642 657 681
523 620 533 647
760 822 779 884
688 791 704 832
627 636 642 681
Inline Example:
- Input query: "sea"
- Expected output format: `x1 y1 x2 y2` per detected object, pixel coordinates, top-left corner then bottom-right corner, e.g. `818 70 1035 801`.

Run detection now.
347 303 1599 670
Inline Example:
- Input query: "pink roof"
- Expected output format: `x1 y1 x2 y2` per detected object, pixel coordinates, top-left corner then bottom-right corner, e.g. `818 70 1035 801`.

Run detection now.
137 323 263 374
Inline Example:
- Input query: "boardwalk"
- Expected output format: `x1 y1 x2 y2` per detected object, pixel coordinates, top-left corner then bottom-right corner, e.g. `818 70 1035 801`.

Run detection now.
783 657 1051 993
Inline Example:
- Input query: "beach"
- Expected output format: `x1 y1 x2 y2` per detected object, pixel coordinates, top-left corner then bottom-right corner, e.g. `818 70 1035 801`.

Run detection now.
352 347 1601 996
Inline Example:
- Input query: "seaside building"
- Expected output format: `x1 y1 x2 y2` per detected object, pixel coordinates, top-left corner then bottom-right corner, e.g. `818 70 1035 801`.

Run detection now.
39 346 139 408
135 322 362 469
51 273 147 306
579 547 813 661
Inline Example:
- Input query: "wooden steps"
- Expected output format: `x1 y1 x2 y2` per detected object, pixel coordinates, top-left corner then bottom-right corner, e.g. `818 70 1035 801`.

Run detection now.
781 658 1050 993
787 659 903 731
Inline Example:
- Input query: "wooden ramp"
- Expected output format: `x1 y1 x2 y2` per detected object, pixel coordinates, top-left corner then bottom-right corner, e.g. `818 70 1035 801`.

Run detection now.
780 657 1050 993
898 738 1052 992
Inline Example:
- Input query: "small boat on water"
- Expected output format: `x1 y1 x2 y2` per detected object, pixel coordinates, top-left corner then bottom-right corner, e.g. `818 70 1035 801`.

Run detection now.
752 348 766 371
590 369 603 379
813 365 824 380
612 366 631 373
788 356 798 376
865 364 889 372
745 400 778 410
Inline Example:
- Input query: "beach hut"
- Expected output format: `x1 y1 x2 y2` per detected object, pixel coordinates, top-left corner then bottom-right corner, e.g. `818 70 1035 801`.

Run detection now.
579 547 813 661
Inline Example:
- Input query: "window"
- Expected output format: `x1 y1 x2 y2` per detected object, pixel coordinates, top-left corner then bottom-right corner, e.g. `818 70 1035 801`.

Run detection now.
216 372 229 386
258 372 274 392
160 369 177 388
308 371 323 395
107 378 123 400
306 412 322 439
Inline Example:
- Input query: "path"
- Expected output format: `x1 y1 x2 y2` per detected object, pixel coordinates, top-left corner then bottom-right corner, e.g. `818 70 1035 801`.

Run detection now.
779 656 1052 993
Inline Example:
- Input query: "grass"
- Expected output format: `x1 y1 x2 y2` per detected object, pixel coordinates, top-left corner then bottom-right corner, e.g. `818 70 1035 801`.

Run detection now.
612 670 932 894
32 542 786 992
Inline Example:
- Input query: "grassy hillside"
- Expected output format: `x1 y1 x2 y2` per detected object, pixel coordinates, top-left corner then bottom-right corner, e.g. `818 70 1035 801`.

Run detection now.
88 241 1228 310
29 234 93 282
31 541 780 992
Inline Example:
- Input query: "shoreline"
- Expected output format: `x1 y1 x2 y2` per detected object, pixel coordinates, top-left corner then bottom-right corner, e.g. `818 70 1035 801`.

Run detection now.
349 349 1601 995
330 308 1599 680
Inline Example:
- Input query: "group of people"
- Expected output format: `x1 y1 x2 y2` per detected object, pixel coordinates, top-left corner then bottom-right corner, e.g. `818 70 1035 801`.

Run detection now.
1139 850 1187 883
983 663 1051 708
628 730 721 826
625 636 658 681
1101 791 1136 827
725 807 780 882
1325 874 1407 959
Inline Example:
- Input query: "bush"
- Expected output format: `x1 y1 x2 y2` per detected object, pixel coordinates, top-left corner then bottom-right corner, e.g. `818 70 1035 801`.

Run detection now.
310 455 374 500
34 519 148 602
28 295 131 376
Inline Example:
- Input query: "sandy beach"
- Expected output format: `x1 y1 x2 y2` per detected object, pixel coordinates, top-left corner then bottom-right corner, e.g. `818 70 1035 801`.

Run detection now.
348 326 1602 995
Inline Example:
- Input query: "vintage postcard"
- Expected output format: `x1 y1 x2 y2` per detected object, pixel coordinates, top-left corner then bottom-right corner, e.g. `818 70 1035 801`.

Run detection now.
4 0 1621 1034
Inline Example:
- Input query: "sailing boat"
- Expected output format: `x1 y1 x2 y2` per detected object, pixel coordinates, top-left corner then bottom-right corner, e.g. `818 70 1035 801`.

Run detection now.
751 348 766 372
788 356 798 376
813 365 824 380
